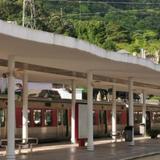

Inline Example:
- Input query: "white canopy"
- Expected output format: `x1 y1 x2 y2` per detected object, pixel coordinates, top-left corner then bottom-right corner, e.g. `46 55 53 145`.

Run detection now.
0 20 160 93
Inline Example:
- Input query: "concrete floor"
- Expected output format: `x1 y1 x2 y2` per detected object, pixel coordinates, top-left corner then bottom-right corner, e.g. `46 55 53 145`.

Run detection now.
136 155 160 160
1 137 160 160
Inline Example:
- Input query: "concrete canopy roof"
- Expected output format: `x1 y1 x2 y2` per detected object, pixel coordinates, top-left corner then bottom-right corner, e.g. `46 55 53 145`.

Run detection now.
0 20 160 93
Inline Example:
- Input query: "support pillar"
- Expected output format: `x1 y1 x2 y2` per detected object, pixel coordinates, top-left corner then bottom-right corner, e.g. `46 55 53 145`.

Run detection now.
7 56 15 160
71 80 76 144
112 85 116 142
22 70 28 141
87 72 94 151
142 91 146 136
128 78 134 145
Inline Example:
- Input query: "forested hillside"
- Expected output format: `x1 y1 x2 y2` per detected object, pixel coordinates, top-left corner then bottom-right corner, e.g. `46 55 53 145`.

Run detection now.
0 0 160 61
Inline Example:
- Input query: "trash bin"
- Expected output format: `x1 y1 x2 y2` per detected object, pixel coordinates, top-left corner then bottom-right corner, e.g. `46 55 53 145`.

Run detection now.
78 139 86 147
139 123 145 135
124 126 133 142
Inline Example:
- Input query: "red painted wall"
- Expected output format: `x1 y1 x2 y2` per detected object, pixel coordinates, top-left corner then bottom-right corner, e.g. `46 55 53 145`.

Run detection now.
16 107 22 128
121 111 127 127
52 109 57 127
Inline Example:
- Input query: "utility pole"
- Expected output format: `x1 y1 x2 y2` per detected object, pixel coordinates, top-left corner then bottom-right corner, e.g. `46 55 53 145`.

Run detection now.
22 0 36 29
79 1 82 20
60 8 63 18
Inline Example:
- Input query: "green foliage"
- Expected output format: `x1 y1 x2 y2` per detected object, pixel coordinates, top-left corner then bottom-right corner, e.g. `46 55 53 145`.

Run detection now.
48 15 76 37
0 0 22 24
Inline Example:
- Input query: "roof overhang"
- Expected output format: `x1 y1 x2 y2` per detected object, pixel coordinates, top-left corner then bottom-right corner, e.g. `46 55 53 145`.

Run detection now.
0 20 160 94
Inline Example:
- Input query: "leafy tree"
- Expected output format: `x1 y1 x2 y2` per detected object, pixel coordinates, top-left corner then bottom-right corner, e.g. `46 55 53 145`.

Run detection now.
0 0 22 24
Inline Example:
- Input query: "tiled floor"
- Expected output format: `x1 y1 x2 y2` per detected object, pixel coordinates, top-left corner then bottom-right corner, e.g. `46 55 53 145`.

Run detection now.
1 137 160 160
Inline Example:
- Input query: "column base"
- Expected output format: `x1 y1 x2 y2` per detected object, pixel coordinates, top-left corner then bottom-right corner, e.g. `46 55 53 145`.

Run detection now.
128 140 135 146
112 134 117 143
87 145 94 151
6 154 15 160
71 139 76 144
143 134 147 137
112 138 117 143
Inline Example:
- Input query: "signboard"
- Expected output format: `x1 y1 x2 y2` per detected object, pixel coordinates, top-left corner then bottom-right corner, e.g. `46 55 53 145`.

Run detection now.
78 104 88 139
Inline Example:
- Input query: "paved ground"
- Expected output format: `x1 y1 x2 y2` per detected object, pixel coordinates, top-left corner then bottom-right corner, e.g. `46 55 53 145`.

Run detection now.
135 154 160 160
1 137 160 160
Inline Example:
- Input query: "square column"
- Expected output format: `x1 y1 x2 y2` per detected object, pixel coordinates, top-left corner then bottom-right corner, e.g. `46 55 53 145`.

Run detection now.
128 78 134 145
71 80 76 144
22 70 28 141
142 91 146 136
112 85 117 142
7 56 15 160
87 72 94 151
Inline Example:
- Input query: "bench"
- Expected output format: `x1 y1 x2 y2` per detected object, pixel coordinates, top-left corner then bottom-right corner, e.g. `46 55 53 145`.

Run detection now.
1 138 22 148
17 138 38 153
111 130 124 142
1 137 38 154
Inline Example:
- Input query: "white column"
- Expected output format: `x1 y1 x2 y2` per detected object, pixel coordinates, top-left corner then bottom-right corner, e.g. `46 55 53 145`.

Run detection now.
142 91 146 136
128 78 134 145
22 70 28 141
22 0 25 27
112 85 116 142
71 80 76 144
87 72 94 151
7 56 15 160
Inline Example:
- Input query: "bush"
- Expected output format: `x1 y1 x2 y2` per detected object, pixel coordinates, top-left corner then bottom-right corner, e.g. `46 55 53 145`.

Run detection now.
148 129 160 139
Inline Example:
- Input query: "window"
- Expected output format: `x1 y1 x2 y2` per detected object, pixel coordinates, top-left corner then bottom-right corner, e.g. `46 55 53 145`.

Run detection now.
28 109 31 127
152 112 160 123
134 112 142 124
63 110 68 126
57 110 68 126
0 109 5 127
48 90 61 99
45 110 52 126
38 90 61 99
33 110 42 127
58 110 63 125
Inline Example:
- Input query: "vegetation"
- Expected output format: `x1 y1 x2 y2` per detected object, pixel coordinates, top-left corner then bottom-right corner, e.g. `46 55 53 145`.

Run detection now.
0 0 160 60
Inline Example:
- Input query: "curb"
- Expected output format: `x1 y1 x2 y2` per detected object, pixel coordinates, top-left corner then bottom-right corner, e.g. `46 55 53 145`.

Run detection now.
121 152 160 160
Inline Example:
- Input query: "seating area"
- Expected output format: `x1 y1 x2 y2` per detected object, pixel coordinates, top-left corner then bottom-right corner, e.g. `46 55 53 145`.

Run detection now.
1 137 38 154
111 130 125 142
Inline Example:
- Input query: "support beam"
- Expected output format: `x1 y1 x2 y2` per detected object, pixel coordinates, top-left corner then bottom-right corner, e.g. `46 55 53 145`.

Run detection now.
71 80 76 144
112 85 117 142
7 56 15 160
22 70 28 141
142 91 146 136
87 72 94 151
128 78 134 145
